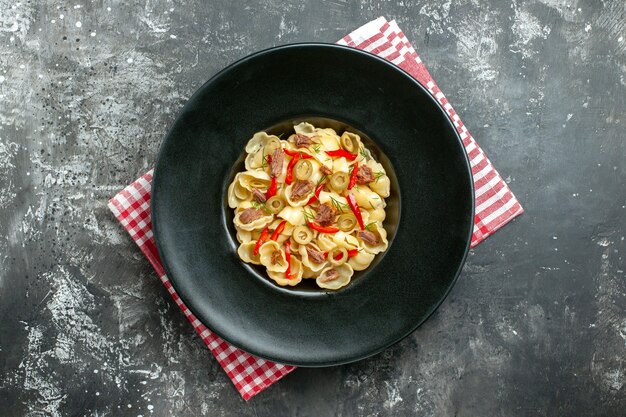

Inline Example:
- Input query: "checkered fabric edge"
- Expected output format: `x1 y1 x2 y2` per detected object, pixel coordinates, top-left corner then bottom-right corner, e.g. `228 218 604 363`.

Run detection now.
108 16 523 401
337 17 524 247
108 171 295 401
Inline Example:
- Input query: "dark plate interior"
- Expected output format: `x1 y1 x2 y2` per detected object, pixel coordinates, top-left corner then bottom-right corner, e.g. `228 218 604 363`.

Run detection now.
152 43 474 366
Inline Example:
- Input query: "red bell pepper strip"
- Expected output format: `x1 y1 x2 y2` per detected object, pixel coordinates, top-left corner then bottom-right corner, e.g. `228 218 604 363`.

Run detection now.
265 176 278 199
285 152 300 185
284 149 313 159
253 226 270 256
348 161 358 190
325 248 359 260
346 193 365 230
285 240 293 279
307 221 339 234
270 220 287 241
306 181 325 205
325 149 357 161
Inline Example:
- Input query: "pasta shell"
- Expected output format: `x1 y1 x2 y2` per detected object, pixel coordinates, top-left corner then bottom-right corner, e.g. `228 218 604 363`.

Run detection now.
237 242 261 265
238 170 271 191
301 264 318 279
236 229 252 244
348 250 376 271
298 243 328 272
244 132 280 170
332 157 351 174
245 131 279 154
315 128 341 151
369 175 390 198
367 206 386 223
285 182 315 207
227 174 250 208
234 206 273 231
331 231 360 249
316 263 353 290
316 233 336 252
277 205 305 226
294 122 316 136
267 256 303 286
359 223 388 254
259 241 288 273
351 185 382 210
268 218 294 245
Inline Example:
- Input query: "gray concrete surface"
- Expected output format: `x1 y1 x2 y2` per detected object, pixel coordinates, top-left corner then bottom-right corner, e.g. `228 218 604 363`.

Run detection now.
0 0 625 416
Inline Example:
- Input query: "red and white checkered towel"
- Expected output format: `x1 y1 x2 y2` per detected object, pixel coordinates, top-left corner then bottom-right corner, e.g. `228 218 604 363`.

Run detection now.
108 17 523 400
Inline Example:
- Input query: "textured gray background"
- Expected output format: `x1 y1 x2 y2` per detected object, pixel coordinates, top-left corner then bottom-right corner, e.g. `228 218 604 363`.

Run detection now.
1 0 625 416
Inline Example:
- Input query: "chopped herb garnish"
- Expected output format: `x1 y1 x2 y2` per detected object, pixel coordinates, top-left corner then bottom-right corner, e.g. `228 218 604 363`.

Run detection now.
312 143 321 153
359 145 368 160
374 171 385 183
277 132 285 139
302 207 316 223
368 201 377 210
330 196 349 214
316 175 327 187
252 201 271 214
261 153 270 169
364 222 376 231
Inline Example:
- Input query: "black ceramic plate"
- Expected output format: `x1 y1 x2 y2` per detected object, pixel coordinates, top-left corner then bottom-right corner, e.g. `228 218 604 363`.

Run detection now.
152 43 474 367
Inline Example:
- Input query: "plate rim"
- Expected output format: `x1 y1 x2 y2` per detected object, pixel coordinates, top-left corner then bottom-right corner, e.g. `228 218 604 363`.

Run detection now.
152 42 475 367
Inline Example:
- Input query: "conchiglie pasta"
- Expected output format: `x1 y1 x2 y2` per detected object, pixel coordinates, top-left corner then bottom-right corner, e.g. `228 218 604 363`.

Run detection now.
268 257 303 286
236 229 253 244
316 232 337 252
351 185 381 208
294 122 316 136
318 190 347 207
298 243 328 272
277 205 305 226
369 175 390 198
367 206 386 223
230 124 391 290
245 131 278 154
301 264 318 279
234 209 273 231
331 231 360 249
228 174 250 208
244 132 280 171
284 182 315 207
237 242 261 265
332 157 351 174
348 251 376 271
359 224 389 255
316 263 354 290
315 128 340 150
259 241 288 272
238 170 271 191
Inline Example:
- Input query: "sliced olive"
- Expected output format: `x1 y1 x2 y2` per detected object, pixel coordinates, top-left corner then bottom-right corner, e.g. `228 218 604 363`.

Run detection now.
328 247 348 266
337 213 357 232
266 196 285 214
294 159 313 181
330 172 349 192
340 132 359 153
292 225 314 245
